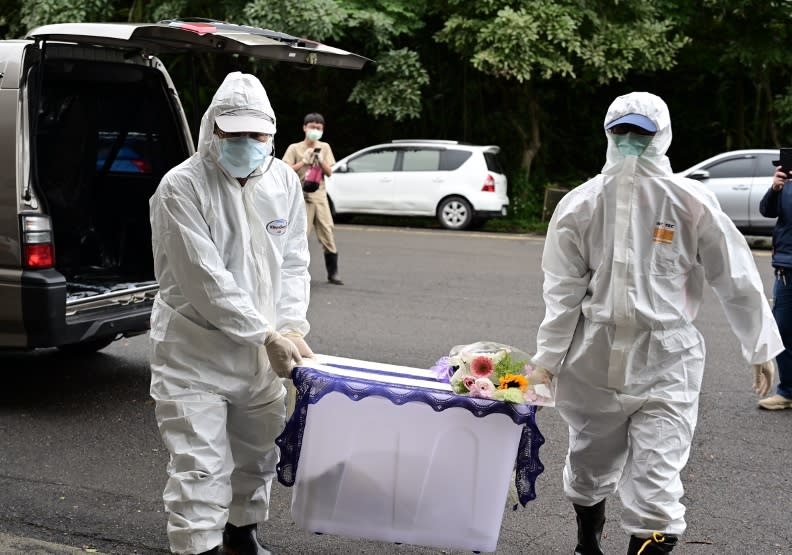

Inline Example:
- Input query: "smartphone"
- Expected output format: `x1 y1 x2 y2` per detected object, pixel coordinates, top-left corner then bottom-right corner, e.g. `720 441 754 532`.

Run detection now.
314 147 322 153
780 148 792 176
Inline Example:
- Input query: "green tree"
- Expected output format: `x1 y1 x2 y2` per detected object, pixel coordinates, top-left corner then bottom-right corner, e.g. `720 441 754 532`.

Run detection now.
18 0 128 31
434 0 689 181
243 0 430 122
677 0 792 149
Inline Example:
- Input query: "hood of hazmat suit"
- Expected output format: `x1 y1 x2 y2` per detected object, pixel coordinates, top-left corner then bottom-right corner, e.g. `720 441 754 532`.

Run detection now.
149 71 310 396
531 91 783 537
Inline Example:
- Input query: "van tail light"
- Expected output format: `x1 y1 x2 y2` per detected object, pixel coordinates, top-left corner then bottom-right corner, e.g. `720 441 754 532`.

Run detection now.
21 214 55 269
481 174 496 192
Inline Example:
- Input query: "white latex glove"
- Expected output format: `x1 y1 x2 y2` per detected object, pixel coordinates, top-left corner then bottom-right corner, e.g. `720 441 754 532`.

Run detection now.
264 331 302 378
284 334 315 358
301 150 315 165
527 366 554 412
752 361 775 397
527 366 554 384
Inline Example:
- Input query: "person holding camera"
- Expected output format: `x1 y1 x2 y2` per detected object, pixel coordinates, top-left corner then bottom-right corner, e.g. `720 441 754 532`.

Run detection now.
283 113 343 285
757 165 792 410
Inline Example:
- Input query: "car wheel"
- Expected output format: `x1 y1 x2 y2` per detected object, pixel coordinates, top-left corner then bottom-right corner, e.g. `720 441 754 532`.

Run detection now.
437 196 473 230
57 336 116 354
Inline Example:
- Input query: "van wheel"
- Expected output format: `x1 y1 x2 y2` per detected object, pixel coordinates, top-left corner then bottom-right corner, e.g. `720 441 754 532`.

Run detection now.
57 336 116 354
437 196 473 230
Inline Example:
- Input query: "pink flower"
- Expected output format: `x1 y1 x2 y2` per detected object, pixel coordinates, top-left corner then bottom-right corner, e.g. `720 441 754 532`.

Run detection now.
523 389 538 403
469 378 495 399
462 375 477 391
471 356 494 378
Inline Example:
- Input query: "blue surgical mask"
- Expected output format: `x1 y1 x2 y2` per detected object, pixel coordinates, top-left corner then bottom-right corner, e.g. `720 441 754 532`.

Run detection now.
218 137 272 178
612 133 653 157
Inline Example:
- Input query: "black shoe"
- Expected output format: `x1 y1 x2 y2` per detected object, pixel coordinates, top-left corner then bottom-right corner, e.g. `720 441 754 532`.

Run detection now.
324 252 344 285
223 522 273 555
198 547 220 555
573 500 606 555
627 533 678 554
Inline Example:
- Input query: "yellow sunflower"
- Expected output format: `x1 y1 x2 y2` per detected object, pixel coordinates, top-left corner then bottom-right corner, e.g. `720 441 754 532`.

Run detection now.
498 374 528 391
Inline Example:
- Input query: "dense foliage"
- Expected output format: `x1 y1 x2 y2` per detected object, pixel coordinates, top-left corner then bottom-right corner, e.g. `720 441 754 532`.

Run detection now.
2 0 791 221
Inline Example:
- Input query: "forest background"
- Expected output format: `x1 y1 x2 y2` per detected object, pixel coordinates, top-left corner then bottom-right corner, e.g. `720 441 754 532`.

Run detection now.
1 0 790 230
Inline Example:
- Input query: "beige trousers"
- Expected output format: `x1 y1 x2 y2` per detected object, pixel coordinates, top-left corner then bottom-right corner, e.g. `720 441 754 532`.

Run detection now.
305 195 337 254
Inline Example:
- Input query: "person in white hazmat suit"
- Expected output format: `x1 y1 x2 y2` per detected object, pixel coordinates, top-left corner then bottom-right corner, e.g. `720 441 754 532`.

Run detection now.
149 72 313 555
531 92 782 555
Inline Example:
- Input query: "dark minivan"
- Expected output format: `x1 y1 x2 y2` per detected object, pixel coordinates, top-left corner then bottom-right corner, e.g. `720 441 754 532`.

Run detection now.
0 19 367 352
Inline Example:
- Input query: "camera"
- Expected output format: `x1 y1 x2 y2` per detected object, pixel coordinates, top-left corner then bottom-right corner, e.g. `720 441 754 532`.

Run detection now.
773 147 792 176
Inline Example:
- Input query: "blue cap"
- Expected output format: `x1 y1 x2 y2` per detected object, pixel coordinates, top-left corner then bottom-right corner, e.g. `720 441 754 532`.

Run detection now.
605 113 657 133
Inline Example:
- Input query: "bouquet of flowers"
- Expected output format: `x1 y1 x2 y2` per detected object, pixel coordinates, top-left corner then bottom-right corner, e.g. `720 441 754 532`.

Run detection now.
430 341 555 406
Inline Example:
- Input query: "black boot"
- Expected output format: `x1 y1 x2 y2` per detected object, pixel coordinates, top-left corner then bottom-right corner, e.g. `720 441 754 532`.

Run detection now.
223 522 273 555
324 251 344 285
197 548 220 555
627 533 678 554
573 500 606 555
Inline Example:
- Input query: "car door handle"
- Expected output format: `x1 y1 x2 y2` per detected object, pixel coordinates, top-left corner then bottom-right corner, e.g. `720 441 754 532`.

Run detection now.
732 185 750 190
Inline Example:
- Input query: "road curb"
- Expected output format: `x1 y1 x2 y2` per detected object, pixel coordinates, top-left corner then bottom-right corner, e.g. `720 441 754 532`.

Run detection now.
0 532 103 555
745 235 772 249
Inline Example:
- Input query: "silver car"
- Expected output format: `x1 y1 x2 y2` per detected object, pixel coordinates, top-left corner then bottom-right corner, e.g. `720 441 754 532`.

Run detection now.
676 149 778 235
0 20 367 352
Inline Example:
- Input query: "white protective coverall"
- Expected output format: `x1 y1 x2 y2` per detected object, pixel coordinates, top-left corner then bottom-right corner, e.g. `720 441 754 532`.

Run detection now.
149 72 310 554
532 92 783 537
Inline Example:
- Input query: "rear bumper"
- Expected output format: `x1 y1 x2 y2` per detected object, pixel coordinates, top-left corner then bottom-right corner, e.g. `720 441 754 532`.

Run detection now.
474 205 508 219
10 269 152 348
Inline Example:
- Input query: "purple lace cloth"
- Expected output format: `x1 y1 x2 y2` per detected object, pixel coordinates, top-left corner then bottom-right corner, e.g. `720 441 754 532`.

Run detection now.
275 362 545 507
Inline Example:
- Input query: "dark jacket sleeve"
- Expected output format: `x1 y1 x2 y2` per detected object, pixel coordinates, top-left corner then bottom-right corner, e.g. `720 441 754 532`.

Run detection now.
760 186 780 218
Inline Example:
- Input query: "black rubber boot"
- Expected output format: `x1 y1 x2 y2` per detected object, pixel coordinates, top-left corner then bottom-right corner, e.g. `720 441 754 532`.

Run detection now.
627 533 678 554
573 500 606 555
324 251 344 285
197 547 220 555
222 522 273 555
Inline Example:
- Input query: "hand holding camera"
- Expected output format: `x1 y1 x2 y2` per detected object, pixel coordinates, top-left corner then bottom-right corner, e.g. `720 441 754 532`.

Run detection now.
301 150 316 165
773 167 788 192
772 147 792 190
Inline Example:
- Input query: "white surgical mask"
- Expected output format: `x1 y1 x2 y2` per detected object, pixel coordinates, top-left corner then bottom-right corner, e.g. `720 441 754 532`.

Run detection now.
218 137 271 178
306 129 323 141
612 133 653 157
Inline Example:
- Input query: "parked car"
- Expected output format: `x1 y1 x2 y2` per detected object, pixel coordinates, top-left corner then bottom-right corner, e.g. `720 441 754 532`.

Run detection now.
325 140 509 230
676 149 778 236
95 131 157 174
0 19 367 352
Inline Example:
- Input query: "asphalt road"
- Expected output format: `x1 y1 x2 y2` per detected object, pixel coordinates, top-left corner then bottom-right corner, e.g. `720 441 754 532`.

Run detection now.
0 225 789 555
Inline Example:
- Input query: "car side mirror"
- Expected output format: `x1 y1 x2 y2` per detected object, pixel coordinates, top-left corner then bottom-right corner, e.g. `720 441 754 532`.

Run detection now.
336 162 348 173
688 169 710 180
